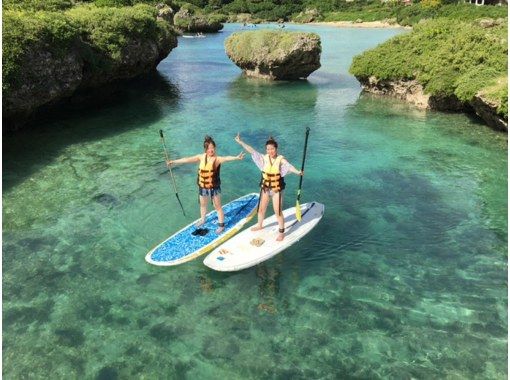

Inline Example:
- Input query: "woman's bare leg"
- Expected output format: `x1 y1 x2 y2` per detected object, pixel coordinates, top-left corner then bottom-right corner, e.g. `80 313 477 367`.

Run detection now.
273 192 284 241
252 191 270 231
212 194 224 233
196 195 208 226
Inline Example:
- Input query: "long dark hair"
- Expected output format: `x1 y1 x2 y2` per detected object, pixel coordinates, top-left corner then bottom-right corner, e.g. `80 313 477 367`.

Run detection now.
265 136 278 149
203 135 216 150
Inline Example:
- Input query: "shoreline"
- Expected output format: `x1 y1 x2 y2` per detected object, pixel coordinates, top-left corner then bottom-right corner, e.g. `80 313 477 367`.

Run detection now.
307 21 411 29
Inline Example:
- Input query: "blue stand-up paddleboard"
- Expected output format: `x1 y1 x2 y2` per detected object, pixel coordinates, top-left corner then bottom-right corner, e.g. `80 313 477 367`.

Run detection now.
146 193 260 266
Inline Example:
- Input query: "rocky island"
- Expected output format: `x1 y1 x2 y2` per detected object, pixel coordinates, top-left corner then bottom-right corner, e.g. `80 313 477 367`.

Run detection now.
224 30 321 80
173 7 224 33
350 18 508 131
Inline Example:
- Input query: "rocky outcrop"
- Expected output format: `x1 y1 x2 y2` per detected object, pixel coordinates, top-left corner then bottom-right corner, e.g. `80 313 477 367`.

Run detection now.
471 94 508 131
3 12 177 130
361 77 432 109
229 13 252 23
292 8 321 23
173 8 223 33
3 47 83 128
156 3 175 24
358 76 507 131
225 30 321 80
226 13 263 24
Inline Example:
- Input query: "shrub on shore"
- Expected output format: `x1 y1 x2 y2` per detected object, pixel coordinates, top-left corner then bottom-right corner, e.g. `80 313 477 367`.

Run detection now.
320 3 507 25
349 18 508 118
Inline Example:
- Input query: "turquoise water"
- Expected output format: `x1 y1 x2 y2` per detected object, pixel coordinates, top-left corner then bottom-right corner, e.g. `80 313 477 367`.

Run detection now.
3 23 507 378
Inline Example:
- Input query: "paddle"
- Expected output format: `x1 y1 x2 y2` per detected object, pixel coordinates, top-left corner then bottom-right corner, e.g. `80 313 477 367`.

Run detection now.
159 129 186 216
295 127 310 221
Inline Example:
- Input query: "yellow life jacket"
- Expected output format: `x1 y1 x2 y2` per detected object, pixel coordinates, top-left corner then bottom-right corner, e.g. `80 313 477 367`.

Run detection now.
197 153 221 189
260 154 285 192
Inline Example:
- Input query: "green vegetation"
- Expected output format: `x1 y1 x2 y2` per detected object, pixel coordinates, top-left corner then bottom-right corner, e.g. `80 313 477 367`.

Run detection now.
225 30 320 62
392 3 507 26
349 18 508 117
2 0 74 11
153 0 508 24
67 4 167 60
93 0 177 6
1 0 179 9
309 2 508 25
173 4 225 31
3 3 174 92
2 11 80 91
480 76 508 117
221 0 300 21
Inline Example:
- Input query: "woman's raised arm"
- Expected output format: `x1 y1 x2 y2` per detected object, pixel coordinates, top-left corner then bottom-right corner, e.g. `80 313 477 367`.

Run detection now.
234 133 256 154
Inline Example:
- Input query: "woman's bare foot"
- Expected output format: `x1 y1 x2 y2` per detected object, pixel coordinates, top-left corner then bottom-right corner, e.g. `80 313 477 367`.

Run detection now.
195 219 205 227
215 221 225 234
251 225 263 231
276 228 285 241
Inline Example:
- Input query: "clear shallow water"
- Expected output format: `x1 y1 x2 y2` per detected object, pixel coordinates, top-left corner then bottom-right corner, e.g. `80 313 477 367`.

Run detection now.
3 23 507 378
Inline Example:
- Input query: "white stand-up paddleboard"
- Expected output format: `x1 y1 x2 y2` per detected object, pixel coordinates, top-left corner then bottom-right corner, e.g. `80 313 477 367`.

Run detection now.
203 202 324 271
146 193 259 266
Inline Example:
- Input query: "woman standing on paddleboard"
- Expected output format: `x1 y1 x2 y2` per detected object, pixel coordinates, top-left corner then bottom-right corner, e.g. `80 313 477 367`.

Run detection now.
167 136 245 234
235 133 303 241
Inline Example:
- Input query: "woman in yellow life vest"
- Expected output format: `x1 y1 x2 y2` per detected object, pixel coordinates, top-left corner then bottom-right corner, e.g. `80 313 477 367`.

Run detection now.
235 133 303 241
167 136 245 234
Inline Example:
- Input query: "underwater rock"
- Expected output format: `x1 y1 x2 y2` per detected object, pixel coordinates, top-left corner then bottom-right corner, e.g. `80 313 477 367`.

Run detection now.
16 234 58 251
92 193 120 207
78 297 112 321
3 302 53 326
55 327 85 347
225 30 321 80
96 366 119 380
149 322 180 342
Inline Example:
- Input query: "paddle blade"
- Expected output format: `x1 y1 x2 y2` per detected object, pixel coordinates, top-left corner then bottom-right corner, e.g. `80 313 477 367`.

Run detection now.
296 200 302 221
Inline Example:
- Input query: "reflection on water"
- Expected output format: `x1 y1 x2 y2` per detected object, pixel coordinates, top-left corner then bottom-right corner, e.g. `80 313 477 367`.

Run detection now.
228 75 319 122
3 71 181 192
256 265 281 314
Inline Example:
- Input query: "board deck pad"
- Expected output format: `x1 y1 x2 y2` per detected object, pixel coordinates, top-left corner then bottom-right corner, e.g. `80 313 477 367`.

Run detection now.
203 202 324 272
146 193 259 266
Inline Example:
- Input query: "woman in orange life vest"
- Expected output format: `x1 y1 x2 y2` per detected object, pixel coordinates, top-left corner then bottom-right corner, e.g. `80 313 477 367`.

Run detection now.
166 136 245 234
234 133 303 241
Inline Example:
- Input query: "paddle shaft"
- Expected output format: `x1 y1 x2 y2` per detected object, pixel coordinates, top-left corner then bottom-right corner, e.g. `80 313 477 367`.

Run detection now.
296 127 310 202
159 130 186 216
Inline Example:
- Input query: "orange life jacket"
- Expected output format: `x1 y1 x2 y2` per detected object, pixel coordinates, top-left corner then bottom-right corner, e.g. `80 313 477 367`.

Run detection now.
197 154 221 189
260 154 285 192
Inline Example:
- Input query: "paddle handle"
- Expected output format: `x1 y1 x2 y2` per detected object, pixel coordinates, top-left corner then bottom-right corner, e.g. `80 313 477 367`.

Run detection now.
296 127 310 202
160 129 186 216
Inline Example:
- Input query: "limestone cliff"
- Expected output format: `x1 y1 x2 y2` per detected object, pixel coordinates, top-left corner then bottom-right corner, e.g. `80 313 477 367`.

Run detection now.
3 5 178 130
358 76 507 131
